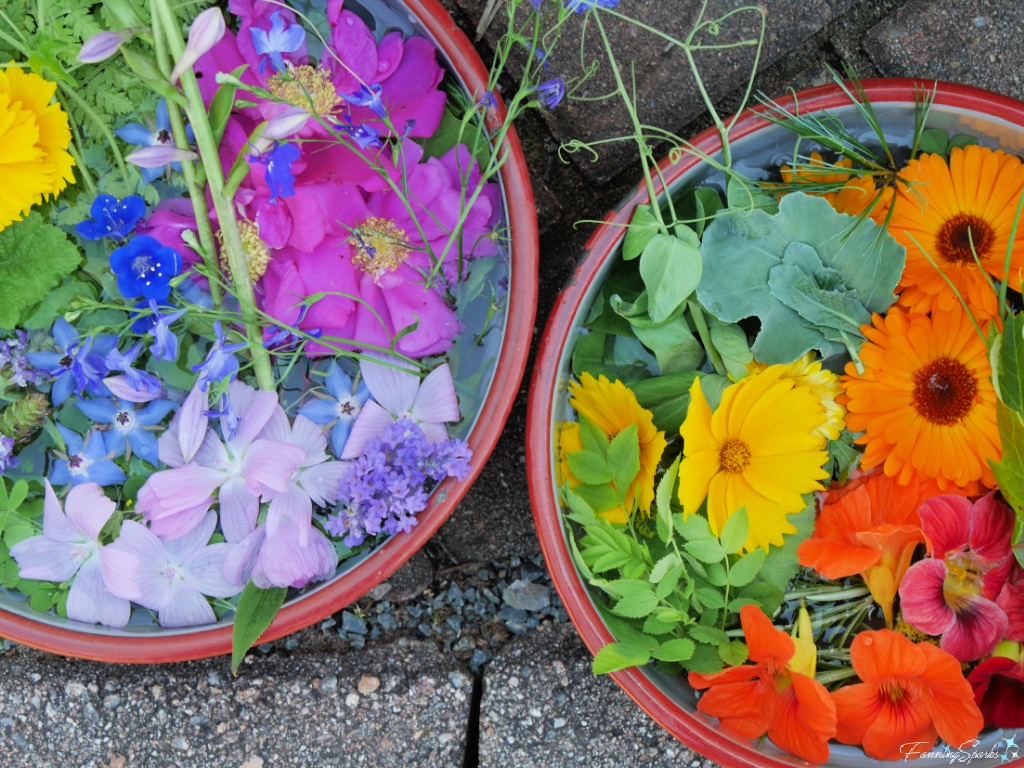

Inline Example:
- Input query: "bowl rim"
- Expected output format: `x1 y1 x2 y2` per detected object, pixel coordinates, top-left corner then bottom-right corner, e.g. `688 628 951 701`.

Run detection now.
0 0 539 663
526 78 1024 767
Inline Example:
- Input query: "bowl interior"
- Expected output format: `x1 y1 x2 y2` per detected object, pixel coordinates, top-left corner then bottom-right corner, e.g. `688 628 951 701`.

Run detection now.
540 92 1024 767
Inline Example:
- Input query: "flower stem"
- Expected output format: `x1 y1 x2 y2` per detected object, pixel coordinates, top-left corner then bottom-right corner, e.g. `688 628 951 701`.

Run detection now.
153 0 273 391
56 81 131 183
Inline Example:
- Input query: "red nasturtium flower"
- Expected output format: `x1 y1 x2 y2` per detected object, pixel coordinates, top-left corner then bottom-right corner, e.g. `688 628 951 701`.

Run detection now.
688 605 837 764
798 471 944 628
969 641 1024 728
832 630 984 760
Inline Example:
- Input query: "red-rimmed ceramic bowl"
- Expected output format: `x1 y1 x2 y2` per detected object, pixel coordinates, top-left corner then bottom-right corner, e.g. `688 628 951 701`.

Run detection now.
0 0 537 663
527 80 1024 767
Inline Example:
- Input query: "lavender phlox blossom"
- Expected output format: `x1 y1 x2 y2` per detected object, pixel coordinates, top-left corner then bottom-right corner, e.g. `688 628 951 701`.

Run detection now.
249 11 306 74
75 194 146 241
564 0 618 12
115 99 196 184
106 511 242 627
0 434 18 475
335 115 383 150
248 141 301 203
0 331 38 389
138 382 305 541
131 300 186 363
341 355 461 460
9 482 141 627
341 83 387 120
298 365 371 458
50 425 126 489
325 418 471 547
532 77 565 109
192 321 247 391
26 318 115 406
75 397 174 463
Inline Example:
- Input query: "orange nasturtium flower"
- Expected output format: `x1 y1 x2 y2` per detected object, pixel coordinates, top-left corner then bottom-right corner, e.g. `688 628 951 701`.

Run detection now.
797 471 952 628
832 630 984 761
689 605 837 764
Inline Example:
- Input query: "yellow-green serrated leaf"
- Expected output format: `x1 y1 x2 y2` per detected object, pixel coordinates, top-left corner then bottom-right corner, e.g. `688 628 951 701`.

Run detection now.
655 456 680 544
0 213 83 328
718 640 749 667
652 638 695 662
655 564 685 599
650 554 681 583
231 582 287 675
683 539 726 564
592 641 652 675
566 450 613 486
719 508 749 554
727 548 766 588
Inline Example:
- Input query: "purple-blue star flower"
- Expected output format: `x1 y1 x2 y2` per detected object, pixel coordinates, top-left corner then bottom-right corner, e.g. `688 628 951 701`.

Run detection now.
249 11 305 74
104 341 164 398
298 365 371 458
565 0 618 11
0 435 18 475
114 99 195 184
477 91 499 111
75 397 175 463
533 77 565 109
336 115 383 150
25 318 115 405
192 321 247 390
249 142 301 203
109 235 183 301
203 392 241 440
130 300 186 363
341 83 387 120
50 425 126 488
75 195 146 241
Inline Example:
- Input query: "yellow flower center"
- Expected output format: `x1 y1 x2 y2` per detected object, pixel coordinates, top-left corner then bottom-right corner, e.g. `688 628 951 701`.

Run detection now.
878 679 916 705
350 217 411 276
719 438 751 474
267 66 341 115
217 220 271 282
936 212 995 264
911 357 977 426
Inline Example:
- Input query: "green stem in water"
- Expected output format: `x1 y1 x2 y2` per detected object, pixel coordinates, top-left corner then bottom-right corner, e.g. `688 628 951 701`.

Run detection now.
154 0 273 391
687 299 727 377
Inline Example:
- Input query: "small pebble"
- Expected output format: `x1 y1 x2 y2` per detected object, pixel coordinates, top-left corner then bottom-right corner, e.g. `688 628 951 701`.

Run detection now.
341 611 367 635
357 675 380 695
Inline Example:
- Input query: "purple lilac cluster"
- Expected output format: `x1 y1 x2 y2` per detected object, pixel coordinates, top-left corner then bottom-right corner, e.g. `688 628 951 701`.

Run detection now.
0 331 38 389
326 418 471 547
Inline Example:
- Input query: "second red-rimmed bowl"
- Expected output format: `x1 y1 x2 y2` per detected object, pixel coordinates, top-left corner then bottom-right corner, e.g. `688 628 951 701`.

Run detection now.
0 0 537 663
527 79 1024 767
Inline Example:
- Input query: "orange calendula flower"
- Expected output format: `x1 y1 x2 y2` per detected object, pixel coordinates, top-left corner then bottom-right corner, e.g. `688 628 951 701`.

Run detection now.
798 471 952 628
840 305 999 494
689 605 837 764
887 145 1024 322
832 630 984 760
780 152 892 220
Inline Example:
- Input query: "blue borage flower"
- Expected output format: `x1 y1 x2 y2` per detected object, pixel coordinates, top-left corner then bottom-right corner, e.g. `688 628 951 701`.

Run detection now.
104 341 164 398
130 300 187 363
26 318 115 405
75 397 175 463
115 99 195 184
249 11 305 74
248 141 301 203
75 195 146 241
109 236 183 301
341 83 387 120
50 425 126 488
298 365 371 458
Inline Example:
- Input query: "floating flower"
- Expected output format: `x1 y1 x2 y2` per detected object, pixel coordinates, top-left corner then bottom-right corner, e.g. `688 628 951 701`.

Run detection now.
192 321 248 390
532 78 565 109
223 508 338 590
104 341 164 399
745 352 845 442
298 364 371 458
25 318 115 405
109 235 183 301
249 10 306 73
688 605 837 764
131 300 186 363
75 397 174 463
798 471 942 627
50 425 126 489
9 482 140 627
560 373 665 524
831 629 983 760
676 367 828 551
0 66 75 230
75 194 146 241
106 512 242 627
248 141 300 202
888 145 1024 321
115 99 195 184
968 641 1024 728
840 305 999 493
779 152 891 220
340 84 387 120
899 491 1014 661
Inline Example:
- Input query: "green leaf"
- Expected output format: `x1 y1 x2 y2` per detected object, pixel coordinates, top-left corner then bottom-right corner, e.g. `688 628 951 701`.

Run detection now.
623 205 659 261
650 554 682 583
643 615 679 636
655 565 685 598
949 134 979 150
708 323 752 380
578 415 611 458
917 128 948 156
676 513 715 542
632 372 700 434
2 559 20 589
719 508 749 554
210 66 248 145
592 641 653 674
0 213 84 328
695 587 725 610
231 582 287 674
684 642 724 674
684 540 726 564
607 425 640 501
639 230 703 324
697 373 731 411
1014 517 1024 570
688 625 729 646
566 449 613 486
631 315 705 375
21 278 98 331
652 638 695 662
612 591 660 618
705 562 728 587
573 483 624 517
698 193 905 364
992 400 1024 518
718 640 749 667
727 548 766 587
736 582 785 616
757 500 816 594
654 456 681 543
727 176 779 214
825 432 860 485
995 314 1024 414
3 518 35 548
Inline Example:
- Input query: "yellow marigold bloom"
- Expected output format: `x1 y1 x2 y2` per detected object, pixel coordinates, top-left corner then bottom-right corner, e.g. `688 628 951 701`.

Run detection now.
0 65 75 231
676 367 829 552
746 352 846 442
888 145 1024 322
780 152 892 221
559 373 666 524
839 305 999 494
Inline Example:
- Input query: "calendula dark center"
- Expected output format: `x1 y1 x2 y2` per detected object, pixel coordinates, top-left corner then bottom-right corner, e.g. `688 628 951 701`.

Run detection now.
912 357 977 426
936 212 995 265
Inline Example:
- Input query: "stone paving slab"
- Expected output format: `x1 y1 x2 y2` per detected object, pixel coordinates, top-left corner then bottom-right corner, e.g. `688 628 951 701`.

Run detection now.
0 639 472 768
863 0 1024 100
478 622 720 768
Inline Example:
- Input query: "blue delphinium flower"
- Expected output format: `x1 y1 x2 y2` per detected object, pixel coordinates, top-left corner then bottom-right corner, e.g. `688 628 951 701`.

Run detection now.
104 341 164 398
340 83 387 120
114 99 195 184
250 11 306 73
249 142 301 203
192 321 247 390
130 300 186 363
0 435 19 475
75 195 146 241
298 365 371 458
336 115 383 150
75 397 175 463
324 418 471 547
533 77 565 109
26 318 115 405
109 236 183 301
50 426 126 488
565 0 618 12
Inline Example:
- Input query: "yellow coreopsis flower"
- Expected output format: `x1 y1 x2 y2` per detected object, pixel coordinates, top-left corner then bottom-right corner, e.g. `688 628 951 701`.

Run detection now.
677 367 829 551
0 65 76 231
746 353 846 442
559 373 666 524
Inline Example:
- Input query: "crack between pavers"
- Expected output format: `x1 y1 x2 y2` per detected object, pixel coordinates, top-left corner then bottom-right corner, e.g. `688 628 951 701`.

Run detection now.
462 668 484 768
